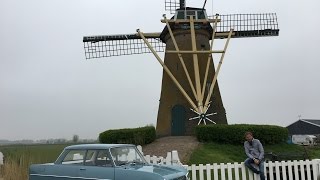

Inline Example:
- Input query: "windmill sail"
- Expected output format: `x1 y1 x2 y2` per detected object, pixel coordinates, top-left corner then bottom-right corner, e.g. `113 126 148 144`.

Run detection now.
83 13 279 59
83 33 165 59
165 0 180 14
215 13 279 38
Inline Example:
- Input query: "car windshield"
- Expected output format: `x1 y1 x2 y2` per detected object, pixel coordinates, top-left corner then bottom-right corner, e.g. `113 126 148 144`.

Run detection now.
110 146 147 166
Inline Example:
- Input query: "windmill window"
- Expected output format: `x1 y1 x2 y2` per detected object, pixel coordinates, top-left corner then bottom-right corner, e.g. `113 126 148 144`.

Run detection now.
175 10 208 20
197 11 206 19
186 11 196 16
186 11 196 19
177 11 184 19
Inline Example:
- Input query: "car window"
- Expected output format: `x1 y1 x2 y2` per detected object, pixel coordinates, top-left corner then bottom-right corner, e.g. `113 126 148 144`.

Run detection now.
61 150 86 165
84 150 96 166
96 150 113 167
110 147 145 166
84 150 113 167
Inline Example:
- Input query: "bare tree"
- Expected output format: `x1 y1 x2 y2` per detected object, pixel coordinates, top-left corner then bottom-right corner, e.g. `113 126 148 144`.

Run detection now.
72 135 79 143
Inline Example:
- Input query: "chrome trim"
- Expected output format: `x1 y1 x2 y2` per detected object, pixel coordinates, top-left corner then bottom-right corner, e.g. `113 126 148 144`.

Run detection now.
29 174 111 180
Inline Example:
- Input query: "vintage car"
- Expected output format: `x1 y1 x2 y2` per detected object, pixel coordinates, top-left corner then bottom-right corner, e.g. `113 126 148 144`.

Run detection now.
29 144 189 180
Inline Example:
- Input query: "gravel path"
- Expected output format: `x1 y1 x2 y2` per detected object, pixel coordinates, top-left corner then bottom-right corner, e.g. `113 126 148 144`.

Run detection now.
142 136 199 164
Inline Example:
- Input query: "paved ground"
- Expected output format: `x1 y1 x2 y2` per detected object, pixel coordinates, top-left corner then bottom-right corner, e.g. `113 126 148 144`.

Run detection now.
142 136 199 164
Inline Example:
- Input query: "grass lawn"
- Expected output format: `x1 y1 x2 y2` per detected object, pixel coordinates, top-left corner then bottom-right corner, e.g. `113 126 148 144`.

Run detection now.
188 143 246 165
306 145 320 159
188 142 320 165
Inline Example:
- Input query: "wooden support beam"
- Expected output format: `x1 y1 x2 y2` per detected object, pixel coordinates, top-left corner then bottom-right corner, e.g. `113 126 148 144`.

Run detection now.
201 14 220 101
163 15 198 101
161 19 220 23
133 32 161 38
214 32 236 38
137 29 199 112
204 29 234 112
165 50 225 54
190 16 204 113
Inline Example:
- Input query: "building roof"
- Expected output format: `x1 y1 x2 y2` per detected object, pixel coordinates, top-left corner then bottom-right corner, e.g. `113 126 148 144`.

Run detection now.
301 119 320 128
286 119 320 128
286 119 320 135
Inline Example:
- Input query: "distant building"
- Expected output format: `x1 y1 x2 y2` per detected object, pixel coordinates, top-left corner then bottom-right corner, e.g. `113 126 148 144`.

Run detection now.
287 119 320 135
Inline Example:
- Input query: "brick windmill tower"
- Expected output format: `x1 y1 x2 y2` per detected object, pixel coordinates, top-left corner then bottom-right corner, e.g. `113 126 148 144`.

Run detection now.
83 0 279 136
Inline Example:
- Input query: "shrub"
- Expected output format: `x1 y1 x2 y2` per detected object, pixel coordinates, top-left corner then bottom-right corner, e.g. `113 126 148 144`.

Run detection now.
195 124 288 145
99 126 156 145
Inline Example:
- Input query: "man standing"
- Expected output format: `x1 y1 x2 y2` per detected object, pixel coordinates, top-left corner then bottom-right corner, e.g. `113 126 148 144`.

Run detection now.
244 132 265 180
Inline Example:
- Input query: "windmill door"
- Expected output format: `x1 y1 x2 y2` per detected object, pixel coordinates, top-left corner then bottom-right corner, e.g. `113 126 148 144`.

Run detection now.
171 105 186 136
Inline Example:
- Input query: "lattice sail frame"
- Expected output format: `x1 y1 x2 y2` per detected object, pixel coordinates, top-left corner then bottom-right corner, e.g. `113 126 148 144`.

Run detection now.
216 13 279 36
165 0 180 14
83 34 165 59
83 13 279 59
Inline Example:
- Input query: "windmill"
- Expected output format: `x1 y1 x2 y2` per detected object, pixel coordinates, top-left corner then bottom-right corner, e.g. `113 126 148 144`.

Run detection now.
83 0 279 136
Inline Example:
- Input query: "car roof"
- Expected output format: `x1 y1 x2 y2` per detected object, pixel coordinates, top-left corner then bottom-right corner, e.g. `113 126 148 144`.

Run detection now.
65 144 136 150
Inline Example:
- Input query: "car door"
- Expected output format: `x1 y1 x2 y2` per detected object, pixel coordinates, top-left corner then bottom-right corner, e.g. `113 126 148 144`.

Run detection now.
78 149 115 180
40 149 86 180
43 164 79 180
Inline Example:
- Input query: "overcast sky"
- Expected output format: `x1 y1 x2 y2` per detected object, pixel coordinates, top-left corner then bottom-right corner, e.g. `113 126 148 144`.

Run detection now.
0 0 319 140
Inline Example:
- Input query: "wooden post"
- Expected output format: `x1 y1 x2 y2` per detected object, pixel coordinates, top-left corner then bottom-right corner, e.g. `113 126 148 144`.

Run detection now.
199 164 204 180
281 161 287 180
206 164 212 180
275 161 281 179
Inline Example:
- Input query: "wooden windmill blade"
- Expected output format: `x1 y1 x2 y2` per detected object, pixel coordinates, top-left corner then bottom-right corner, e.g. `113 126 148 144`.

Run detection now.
83 33 165 59
165 0 185 14
215 13 279 38
83 13 279 59
161 12 279 40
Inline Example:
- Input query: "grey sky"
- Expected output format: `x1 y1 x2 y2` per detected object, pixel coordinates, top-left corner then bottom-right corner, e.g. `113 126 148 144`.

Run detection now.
0 0 319 140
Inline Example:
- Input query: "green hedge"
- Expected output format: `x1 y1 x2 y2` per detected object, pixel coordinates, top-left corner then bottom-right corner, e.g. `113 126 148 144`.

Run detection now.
195 124 288 145
99 126 156 145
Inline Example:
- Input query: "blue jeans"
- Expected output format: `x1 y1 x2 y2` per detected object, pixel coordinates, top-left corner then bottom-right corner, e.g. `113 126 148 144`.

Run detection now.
245 158 265 180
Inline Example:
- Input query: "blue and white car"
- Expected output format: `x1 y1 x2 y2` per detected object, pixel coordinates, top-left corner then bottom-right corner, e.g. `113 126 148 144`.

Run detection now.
29 144 189 180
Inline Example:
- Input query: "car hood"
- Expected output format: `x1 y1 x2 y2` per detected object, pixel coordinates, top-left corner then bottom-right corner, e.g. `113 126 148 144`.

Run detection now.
121 164 187 178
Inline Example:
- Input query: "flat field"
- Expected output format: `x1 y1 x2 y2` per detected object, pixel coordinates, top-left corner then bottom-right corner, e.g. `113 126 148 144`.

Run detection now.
0 144 71 179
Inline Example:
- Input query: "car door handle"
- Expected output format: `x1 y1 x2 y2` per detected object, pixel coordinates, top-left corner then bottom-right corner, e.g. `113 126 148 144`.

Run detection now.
79 168 86 171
